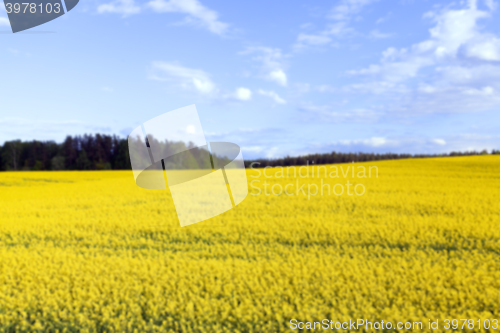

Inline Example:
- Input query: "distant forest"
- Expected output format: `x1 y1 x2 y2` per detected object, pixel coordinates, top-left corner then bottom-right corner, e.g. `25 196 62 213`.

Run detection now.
0 134 498 171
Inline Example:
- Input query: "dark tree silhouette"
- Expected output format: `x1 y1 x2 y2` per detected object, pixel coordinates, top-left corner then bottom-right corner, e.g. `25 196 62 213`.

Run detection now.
0 134 497 171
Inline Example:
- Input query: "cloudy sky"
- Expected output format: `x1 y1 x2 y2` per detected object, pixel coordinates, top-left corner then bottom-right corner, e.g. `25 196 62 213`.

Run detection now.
1 0 500 158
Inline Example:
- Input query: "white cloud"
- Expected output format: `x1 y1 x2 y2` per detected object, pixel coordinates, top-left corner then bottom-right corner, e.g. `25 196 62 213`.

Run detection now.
485 0 498 10
309 132 500 155
192 77 215 94
466 37 500 61
149 61 217 95
241 146 264 154
97 0 141 16
242 47 285 71
150 63 254 101
376 12 392 24
241 47 288 86
293 31 338 50
268 69 287 87
339 137 390 147
235 87 252 101
349 56 434 83
365 137 387 147
436 64 500 84
101 86 114 92
0 17 9 26
241 146 279 158
146 0 228 35
398 83 500 114
258 89 286 104
324 21 353 37
96 0 228 35
343 81 408 95
299 103 380 123
328 0 379 21
425 1 492 60
369 29 394 39
294 0 379 50
341 0 500 114
463 85 494 95
295 33 332 47
432 139 446 145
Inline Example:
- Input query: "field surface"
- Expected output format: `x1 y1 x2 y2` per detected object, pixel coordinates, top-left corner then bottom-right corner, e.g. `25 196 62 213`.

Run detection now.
0 156 499 332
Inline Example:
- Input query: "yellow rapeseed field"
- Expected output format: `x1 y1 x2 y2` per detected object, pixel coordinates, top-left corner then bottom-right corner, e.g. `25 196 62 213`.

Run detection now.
0 156 499 332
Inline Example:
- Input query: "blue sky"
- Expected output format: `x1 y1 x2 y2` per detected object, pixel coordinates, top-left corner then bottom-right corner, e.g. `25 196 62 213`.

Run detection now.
1 0 500 159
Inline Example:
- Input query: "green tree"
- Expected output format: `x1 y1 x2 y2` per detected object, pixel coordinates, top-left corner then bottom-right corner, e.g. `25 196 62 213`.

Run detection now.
51 156 65 170
76 150 91 170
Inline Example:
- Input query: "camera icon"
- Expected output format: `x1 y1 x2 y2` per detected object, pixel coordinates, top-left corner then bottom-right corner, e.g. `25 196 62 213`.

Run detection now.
128 105 248 227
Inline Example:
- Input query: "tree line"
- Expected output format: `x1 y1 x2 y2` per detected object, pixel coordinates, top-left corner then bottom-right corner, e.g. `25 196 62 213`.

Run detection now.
0 135 131 171
245 149 499 168
0 134 498 171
